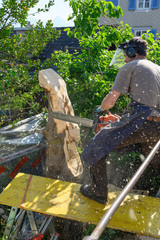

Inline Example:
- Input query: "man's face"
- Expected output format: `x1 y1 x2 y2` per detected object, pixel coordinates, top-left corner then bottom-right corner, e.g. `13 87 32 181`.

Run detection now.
124 52 133 63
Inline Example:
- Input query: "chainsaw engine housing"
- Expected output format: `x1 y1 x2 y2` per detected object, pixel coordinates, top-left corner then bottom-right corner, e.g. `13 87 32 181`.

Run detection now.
92 106 120 133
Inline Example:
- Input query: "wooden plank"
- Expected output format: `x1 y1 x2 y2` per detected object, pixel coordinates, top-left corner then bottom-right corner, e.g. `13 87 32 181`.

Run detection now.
0 173 160 238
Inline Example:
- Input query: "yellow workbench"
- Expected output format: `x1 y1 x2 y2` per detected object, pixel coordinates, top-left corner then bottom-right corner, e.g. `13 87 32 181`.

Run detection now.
0 172 160 238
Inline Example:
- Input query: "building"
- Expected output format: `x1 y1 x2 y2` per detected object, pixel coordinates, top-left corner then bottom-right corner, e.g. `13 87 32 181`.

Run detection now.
13 22 32 35
39 27 80 61
99 0 160 38
13 26 80 60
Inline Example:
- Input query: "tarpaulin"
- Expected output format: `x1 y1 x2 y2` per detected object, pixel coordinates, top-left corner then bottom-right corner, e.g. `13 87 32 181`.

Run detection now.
0 114 46 192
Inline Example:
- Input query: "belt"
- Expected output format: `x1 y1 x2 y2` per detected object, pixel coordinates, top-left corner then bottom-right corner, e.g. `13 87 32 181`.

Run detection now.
147 116 160 122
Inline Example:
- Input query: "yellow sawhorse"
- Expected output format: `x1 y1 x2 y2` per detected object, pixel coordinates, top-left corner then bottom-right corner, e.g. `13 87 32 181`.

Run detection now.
0 172 160 239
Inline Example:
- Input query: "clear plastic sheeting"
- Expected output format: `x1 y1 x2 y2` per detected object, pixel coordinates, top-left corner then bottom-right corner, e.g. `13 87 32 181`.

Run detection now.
0 114 46 192
0 113 44 136
0 133 44 146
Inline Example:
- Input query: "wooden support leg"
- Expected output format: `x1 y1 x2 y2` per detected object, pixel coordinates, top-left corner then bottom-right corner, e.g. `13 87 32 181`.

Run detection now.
13 210 26 238
3 207 18 239
27 211 39 236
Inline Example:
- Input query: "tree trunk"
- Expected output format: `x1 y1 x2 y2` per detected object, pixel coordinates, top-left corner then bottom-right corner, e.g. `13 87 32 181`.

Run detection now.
39 68 83 183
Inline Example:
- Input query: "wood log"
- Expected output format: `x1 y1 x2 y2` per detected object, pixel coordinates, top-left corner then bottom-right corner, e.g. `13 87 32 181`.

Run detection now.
39 68 83 183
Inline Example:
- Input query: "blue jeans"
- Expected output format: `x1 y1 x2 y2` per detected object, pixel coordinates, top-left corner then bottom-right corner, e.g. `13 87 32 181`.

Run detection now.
81 100 153 197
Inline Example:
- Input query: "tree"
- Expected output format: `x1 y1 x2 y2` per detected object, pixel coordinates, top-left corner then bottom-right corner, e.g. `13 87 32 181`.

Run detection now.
0 0 60 125
66 0 123 37
1 0 159 125
52 0 134 118
0 0 54 38
53 0 159 118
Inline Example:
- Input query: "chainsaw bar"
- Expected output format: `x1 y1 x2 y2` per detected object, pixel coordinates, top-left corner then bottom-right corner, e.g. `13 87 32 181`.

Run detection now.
51 111 93 128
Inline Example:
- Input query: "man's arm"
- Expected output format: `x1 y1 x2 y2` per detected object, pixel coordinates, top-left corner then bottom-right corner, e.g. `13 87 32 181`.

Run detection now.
101 89 121 111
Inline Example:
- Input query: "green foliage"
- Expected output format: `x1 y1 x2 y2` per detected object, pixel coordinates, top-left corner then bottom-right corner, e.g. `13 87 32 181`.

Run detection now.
0 217 6 238
109 151 142 167
65 0 123 37
150 174 160 190
1 0 160 127
0 0 55 38
143 31 160 65
54 0 134 117
0 0 60 126
81 224 122 240
54 50 114 118
60 1 159 120
55 0 160 118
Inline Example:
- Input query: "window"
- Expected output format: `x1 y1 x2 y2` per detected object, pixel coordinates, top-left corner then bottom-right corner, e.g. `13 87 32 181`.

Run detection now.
128 0 159 10
134 29 147 36
137 0 151 9
133 28 156 39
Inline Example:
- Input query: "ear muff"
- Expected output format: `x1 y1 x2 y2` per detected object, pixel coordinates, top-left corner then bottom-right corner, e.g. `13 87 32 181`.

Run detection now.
125 44 137 58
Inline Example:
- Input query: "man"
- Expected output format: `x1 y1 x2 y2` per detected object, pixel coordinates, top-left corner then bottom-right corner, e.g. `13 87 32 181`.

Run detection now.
80 37 160 204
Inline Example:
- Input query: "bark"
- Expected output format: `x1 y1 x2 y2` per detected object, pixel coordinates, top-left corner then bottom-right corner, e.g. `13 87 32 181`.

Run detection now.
39 68 83 183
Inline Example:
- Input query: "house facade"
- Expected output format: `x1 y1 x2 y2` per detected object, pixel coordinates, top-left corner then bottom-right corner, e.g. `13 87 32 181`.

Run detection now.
99 0 160 38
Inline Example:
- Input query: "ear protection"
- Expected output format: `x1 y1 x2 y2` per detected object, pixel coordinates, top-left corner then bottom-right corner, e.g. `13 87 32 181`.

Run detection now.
125 44 137 58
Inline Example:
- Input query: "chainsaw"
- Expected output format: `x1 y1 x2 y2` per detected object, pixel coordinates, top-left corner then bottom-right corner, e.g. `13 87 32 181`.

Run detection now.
51 106 120 133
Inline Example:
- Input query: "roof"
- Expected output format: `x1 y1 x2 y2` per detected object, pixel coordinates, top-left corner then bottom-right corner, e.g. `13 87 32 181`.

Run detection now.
39 27 80 60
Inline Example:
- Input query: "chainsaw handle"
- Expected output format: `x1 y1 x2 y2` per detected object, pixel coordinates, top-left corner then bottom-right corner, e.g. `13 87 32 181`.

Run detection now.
105 109 111 115
95 107 111 115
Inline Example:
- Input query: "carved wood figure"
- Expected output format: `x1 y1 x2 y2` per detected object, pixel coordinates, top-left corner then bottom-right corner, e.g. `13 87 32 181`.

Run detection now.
39 68 83 183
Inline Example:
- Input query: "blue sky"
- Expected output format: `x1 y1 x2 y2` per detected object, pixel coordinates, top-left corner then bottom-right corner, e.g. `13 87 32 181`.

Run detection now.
28 0 74 26
0 0 74 27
